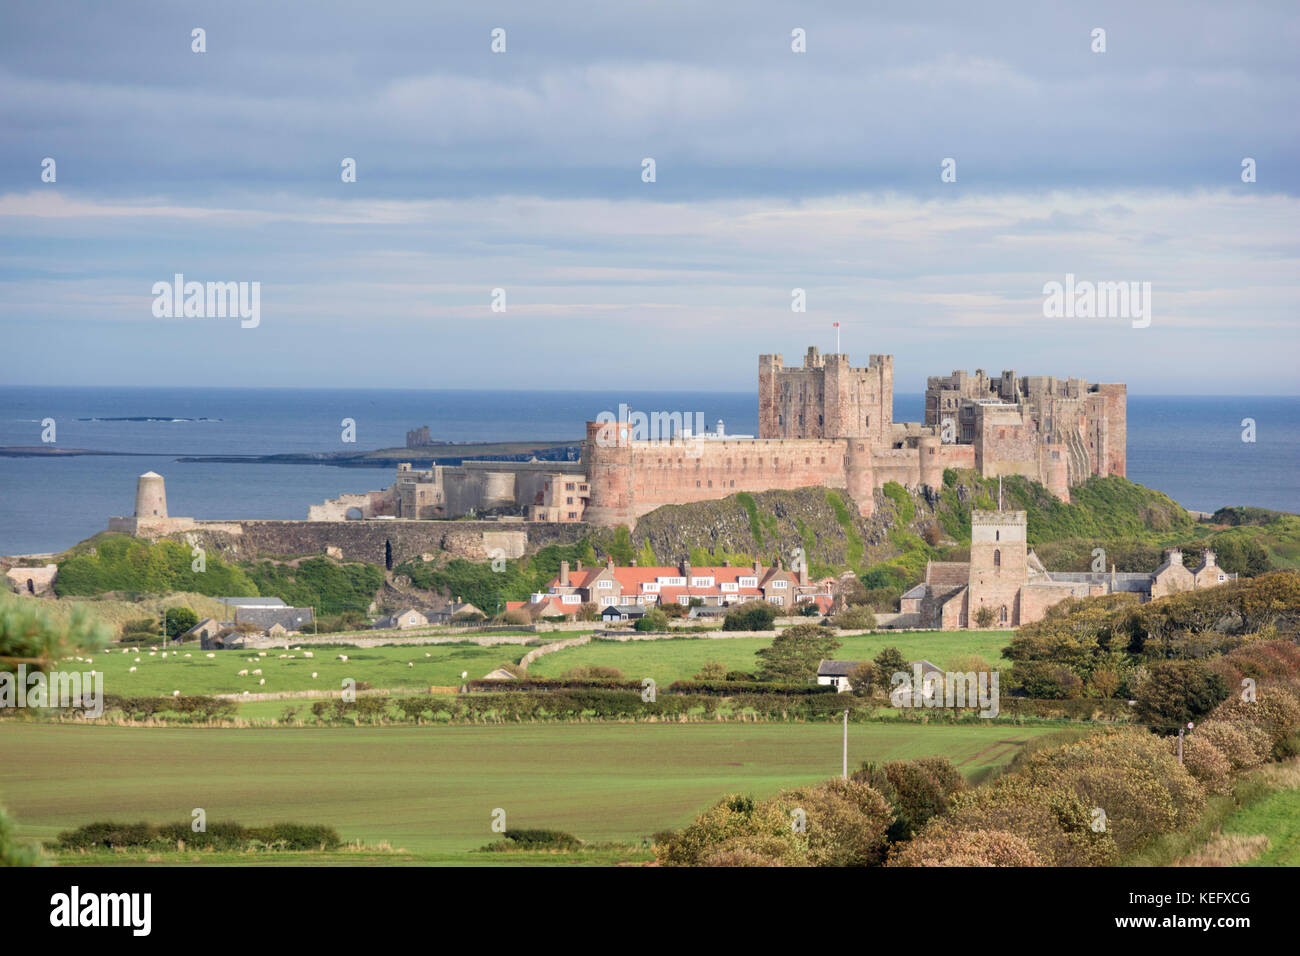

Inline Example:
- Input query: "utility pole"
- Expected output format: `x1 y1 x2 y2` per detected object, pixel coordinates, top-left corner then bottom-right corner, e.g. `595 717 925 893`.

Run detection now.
842 708 849 779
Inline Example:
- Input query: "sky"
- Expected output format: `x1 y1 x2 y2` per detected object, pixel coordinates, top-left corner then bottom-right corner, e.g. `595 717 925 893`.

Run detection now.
1 0 1297 393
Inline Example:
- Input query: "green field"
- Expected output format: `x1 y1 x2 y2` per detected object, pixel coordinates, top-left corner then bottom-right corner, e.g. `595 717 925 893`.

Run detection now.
74 642 530 698
60 630 1011 700
0 721 1063 865
531 631 1013 685
1222 786 1300 866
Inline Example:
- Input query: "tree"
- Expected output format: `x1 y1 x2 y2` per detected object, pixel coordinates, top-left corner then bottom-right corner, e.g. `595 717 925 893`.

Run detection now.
637 539 657 569
575 602 600 622
164 606 199 639
1133 660 1230 732
974 605 997 628
873 647 908 683
755 624 841 683
1 601 107 674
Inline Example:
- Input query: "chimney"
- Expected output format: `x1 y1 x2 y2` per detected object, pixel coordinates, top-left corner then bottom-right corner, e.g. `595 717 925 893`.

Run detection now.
606 554 615 569
753 557 762 574
680 557 692 579
798 562 808 587
631 558 637 567
1203 549 1216 567
1167 547 1183 565
559 561 570 587
576 559 583 572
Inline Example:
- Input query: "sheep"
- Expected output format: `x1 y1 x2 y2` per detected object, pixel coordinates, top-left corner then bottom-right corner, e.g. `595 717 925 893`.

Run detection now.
311 672 318 679
258 652 267 657
184 653 192 658
408 662 414 668
172 690 180 697
128 666 137 673
135 658 141 663
279 654 287 659
425 652 431 657
338 655 349 662
252 668 262 676
238 670 249 677
206 653 215 658
258 678 266 686
149 651 156 656
304 652 313 658
84 658 93 664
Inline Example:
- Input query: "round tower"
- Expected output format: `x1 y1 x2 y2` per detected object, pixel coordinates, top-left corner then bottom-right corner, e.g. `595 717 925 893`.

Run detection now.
134 471 168 518
917 434 943 491
844 440 875 517
581 420 634 526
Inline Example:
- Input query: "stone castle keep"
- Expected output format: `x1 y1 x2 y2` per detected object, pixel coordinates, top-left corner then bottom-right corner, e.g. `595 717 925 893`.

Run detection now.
113 347 1126 535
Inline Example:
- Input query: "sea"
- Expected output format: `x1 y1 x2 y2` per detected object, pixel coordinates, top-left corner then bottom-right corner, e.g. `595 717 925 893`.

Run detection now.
0 387 1296 556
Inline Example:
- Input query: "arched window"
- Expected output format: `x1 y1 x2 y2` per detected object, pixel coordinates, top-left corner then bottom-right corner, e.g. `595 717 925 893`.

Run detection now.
993 549 1001 567
999 605 1008 623
995 530 1000 541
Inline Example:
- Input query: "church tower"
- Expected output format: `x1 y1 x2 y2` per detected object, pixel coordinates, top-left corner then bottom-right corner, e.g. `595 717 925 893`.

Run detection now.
967 509 1027 626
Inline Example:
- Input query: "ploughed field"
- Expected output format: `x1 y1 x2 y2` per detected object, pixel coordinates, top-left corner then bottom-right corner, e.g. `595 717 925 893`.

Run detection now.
0 722 1062 865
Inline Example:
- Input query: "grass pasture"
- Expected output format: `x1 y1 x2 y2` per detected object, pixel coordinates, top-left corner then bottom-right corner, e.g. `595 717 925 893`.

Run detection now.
74 642 528 698
530 630 1014 685
0 721 1062 865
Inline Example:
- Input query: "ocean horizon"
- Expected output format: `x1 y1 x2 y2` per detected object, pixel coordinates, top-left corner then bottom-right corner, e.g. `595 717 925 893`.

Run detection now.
1 386 1296 556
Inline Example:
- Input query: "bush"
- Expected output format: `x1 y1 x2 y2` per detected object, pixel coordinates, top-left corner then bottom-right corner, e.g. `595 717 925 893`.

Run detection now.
1171 735 1232 795
694 660 728 681
1195 719 1270 772
723 601 777 632
482 828 581 852
889 826 1043 867
974 605 997 628
50 820 340 852
500 608 532 625
634 610 668 632
854 757 966 841
832 606 876 631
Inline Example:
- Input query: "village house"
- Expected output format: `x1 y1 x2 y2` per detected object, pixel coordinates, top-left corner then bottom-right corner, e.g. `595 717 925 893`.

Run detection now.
507 556 835 620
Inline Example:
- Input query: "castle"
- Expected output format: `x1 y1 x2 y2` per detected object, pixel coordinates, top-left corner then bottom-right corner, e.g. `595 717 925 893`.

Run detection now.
304 346 1126 527
579 347 1125 527
901 510 1234 629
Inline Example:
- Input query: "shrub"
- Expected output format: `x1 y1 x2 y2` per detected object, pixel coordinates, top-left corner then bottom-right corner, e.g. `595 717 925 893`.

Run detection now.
723 601 778 632
1208 684 1300 755
693 660 728 681
500 609 532 625
854 757 966 841
634 610 668 632
1009 661 1084 699
482 828 580 851
1171 734 1232 795
889 826 1043 867
832 606 876 631
561 665 625 680
974 606 997 628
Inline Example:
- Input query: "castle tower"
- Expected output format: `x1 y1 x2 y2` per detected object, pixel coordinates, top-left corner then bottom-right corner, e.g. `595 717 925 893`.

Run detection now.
580 420 635 527
844 439 875 517
967 510 1027 627
134 471 168 518
758 348 893 443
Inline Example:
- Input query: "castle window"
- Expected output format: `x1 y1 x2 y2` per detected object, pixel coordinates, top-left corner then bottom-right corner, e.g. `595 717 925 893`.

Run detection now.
696 481 701 487
993 549 1001 567
730 480 734 487
995 530 999 541
707 480 713 488
805 457 810 465
999 605 1008 623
